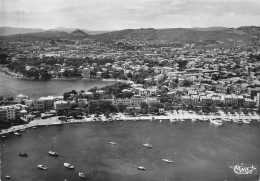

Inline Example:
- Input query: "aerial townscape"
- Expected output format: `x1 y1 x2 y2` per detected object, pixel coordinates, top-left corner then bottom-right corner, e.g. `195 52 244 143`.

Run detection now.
1 26 260 128
1 0 260 180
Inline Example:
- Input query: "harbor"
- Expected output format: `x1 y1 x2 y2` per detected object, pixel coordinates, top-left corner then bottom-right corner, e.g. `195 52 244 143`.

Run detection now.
1 119 260 181
1 110 260 136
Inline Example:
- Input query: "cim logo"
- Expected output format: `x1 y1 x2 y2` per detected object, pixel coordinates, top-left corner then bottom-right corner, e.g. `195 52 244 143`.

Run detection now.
228 162 259 178
233 164 257 175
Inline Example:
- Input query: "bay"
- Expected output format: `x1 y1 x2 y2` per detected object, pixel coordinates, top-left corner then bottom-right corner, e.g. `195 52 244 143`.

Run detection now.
1 121 260 181
0 73 117 98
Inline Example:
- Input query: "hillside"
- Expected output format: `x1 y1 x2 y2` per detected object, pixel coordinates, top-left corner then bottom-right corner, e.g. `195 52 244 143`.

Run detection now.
49 27 110 35
0 27 44 36
0 26 259 44
92 27 259 44
0 31 69 41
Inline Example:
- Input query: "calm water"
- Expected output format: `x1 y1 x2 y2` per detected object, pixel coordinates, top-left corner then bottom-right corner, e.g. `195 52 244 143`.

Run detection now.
1 121 260 181
0 73 117 98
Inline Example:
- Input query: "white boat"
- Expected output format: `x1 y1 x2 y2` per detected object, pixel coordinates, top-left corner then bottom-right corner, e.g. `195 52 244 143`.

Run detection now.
137 166 146 170
48 151 59 156
38 164 47 170
20 129 26 132
170 118 176 123
5 175 11 179
242 119 251 124
14 132 21 136
1 135 6 138
109 141 116 145
143 143 152 148
79 172 87 178
162 159 173 163
191 118 197 122
49 143 59 156
210 119 223 126
32 127 37 129
64 163 75 169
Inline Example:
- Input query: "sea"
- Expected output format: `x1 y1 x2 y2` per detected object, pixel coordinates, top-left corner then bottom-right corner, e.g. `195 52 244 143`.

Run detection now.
1 74 260 181
1 121 260 181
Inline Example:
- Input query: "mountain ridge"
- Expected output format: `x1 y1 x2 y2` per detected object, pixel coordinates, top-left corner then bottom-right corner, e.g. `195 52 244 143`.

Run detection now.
0 26 259 44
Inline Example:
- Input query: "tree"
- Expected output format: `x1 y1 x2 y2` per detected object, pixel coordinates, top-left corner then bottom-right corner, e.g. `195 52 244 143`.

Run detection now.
117 103 127 112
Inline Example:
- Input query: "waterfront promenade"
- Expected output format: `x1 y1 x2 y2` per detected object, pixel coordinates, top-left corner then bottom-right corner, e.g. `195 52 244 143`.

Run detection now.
1 110 260 136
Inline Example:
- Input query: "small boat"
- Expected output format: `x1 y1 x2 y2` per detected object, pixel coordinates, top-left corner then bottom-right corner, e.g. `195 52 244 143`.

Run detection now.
20 129 26 132
64 163 75 169
191 118 197 122
32 127 37 129
48 151 59 157
1 135 6 138
137 166 146 170
162 159 173 163
19 153 28 157
14 132 21 136
109 142 116 145
5 175 11 179
79 172 87 178
243 119 251 124
143 143 152 148
210 119 223 126
170 119 176 123
38 164 47 170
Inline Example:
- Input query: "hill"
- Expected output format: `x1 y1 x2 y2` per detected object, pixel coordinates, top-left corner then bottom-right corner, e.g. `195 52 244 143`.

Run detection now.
191 27 228 31
0 31 69 41
92 27 259 44
0 26 259 45
70 29 88 37
0 27 44 36
49 27 110 35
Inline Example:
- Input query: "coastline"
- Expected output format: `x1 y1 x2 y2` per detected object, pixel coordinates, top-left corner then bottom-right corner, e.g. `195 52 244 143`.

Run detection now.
0 66 131 83
1 110 259 136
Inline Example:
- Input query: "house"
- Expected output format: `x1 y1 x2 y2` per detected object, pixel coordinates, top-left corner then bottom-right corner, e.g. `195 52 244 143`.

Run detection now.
54 101 69 110
181 96 191 105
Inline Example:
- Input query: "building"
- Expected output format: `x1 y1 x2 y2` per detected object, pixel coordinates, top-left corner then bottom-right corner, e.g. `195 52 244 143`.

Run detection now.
181 96 191 105
145 97 158 105
0 104 25 122
16 94 29 102
82 68 91 78
131 95 145 107
39 96 55 109
54 101 69 110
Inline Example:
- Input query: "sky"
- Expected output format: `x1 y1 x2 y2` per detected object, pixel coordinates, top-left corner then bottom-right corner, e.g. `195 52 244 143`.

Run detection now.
1 0 260 30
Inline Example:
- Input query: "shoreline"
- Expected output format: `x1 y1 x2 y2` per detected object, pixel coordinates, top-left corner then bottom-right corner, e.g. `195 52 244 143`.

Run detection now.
0 67 130 83
1 110 260 136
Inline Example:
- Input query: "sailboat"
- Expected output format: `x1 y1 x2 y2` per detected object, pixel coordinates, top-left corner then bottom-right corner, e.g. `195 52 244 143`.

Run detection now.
143 137 152 148
49 138 59 156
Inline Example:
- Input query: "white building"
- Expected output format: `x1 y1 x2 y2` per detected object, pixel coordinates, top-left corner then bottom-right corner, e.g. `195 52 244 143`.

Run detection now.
54 101 69 110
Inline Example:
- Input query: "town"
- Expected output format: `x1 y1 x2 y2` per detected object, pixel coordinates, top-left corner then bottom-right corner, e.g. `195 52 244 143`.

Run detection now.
1 34 260 128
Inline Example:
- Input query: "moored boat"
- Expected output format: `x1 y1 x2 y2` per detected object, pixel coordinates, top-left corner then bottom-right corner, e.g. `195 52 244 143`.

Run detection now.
79 172 87 178
162 158 173 163
38 164 47 170
137 166 146 170
48 151 59 157
5 175 11 179
1 135 6 138
143 143 152 148
64 163 75 169
109 141 116 145
14 132 21 136
19 152 28 157
210 119 223 126
242 119 251 124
